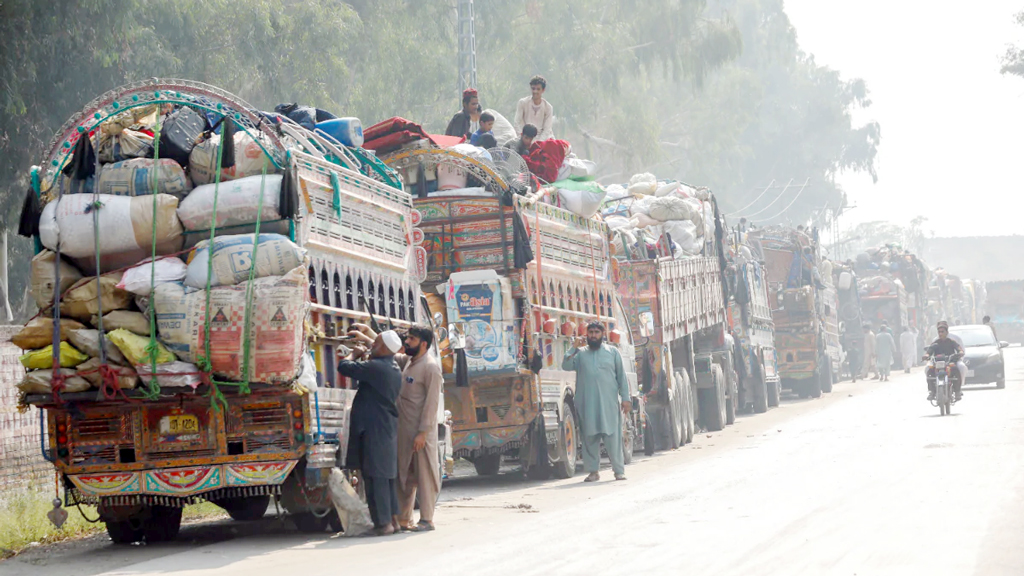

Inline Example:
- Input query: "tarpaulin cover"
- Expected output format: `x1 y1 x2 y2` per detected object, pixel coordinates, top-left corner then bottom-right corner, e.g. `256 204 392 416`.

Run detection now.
363 117 463 153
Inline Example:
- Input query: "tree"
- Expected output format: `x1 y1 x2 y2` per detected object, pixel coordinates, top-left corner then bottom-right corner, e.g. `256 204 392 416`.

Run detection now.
1001 11 1024 78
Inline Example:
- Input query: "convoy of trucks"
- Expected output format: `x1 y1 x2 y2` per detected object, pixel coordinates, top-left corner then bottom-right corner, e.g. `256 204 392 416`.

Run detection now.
11 78 994 543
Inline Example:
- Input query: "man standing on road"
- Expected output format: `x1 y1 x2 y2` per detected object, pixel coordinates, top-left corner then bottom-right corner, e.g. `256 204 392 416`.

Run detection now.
900 324 918 373
984 315 999 341
561 321 630 482
862 324 877 380
338 330 404 536
875 326 896 381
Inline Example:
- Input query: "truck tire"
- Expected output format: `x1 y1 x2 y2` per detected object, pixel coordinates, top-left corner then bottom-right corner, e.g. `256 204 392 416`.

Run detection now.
677 371 694 444
700 365 727 432
643 410 656 456
472 453 502 476
820 358 834 394
216 495 270 522
142 505 182 542
292 510 334 533
752 362 769 414
552 407 578 479
725 369 737 426
767 379 781 407
106 519 143 544
808 373 823 399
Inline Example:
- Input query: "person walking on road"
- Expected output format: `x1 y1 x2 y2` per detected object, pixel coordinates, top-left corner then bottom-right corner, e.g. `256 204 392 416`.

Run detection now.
900 325 917 373
561 321 631 482
862 324 877 380
338 330 405 536
875 327 896 381
984 315 998 341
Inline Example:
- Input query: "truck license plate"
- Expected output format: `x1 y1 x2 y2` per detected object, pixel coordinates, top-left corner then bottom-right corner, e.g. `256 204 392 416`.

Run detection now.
160 414 199 436
546 431 558 445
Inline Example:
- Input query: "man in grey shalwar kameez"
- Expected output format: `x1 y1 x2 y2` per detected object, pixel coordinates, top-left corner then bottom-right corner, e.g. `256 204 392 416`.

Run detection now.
561 322 631 482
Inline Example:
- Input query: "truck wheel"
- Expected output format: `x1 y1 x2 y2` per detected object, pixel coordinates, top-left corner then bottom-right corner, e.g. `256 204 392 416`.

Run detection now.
767 379 781 407
552 407 578 479
725 371 737 426
752 362 769 414
216 495 270 522
106 519 144 544
808 373 822 399
472 453 502 476
142 506 182 542
667 392 682 450
292 510 333 533
700 365 727 432
643 410 656 456
677 371 694 444
820 358 834 393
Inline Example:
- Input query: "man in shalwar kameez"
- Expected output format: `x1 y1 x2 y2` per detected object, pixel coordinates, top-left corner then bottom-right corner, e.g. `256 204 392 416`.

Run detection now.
562 321 631 482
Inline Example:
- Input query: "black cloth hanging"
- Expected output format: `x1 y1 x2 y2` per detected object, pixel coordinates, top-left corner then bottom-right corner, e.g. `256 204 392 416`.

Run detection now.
512 211 534 269
17 187 41 238
455 349 470 387
219 117 236 168
279 162 299 220
62 133 97 181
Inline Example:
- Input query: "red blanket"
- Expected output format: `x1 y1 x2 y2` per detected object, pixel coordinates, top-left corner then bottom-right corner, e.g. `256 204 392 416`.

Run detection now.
363 117 465 154
525 139 571 184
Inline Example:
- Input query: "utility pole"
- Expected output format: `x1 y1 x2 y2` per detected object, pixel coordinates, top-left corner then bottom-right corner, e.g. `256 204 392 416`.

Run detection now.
1 230 12 322
457 0 478 94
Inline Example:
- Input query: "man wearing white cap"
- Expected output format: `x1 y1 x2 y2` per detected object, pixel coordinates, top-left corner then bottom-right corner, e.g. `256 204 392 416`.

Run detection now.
337 329 404 535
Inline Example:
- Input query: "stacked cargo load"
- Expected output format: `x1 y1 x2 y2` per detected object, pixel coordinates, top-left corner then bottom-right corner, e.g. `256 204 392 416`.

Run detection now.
13 79 423 541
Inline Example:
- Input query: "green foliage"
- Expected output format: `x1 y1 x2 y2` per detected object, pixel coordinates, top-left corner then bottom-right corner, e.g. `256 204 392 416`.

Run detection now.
1001 11 1024 78
0 0 879 316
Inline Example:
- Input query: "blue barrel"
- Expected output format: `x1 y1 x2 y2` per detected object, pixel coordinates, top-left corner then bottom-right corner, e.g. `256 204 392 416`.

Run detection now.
316 117 364 148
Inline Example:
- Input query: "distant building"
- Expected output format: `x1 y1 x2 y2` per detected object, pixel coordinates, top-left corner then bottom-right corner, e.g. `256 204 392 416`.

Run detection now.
921 236 1024 282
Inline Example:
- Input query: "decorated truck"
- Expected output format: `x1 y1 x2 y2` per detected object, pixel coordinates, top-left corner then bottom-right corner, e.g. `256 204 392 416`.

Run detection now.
384 147 639 479
15 80 440 542
757 226 840 398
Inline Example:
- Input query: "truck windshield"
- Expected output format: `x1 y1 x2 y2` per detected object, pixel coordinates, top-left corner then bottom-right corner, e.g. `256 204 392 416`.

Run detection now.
949 327 997 347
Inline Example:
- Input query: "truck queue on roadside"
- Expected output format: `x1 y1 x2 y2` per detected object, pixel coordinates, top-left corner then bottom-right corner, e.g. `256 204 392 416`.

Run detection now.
10 78 990 543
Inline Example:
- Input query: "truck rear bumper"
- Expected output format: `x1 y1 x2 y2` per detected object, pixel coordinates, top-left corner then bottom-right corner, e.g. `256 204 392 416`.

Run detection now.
67 460 297 503
453 425 530 457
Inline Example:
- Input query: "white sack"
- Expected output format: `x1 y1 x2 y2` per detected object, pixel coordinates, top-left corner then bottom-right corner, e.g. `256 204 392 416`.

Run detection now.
647 196 694 222
328 469 374 537
556 185 607 218
189 131 277 186
95 158 192 198
184 233 305 289
39 194 184 259
117 257 188 295
136 361 203 389
177 174 283 231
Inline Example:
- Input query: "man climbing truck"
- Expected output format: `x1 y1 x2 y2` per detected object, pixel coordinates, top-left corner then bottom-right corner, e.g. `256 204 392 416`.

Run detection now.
757 226 841 399
384 148 639 479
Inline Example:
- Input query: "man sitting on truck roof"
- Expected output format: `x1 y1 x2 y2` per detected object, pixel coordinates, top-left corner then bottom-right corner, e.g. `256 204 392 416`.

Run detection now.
445 88 481 140
514 76 554 141
562 321 631 482
515 123 539 156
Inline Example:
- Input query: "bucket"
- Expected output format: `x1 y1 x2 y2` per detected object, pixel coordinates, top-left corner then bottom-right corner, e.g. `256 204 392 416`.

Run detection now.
437 163 468 190
316 117 364 148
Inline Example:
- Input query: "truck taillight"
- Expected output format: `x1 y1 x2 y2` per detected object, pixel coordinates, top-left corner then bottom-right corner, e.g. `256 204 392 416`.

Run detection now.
293 410 303 419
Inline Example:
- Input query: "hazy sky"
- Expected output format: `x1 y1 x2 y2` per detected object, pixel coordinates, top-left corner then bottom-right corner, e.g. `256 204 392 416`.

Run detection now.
784 1 1024 237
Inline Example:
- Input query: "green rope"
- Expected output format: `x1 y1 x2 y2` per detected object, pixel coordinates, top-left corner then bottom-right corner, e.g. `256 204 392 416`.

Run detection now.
233 162 269 396
139 117 164 400
198 116 229 412
330 171 342 218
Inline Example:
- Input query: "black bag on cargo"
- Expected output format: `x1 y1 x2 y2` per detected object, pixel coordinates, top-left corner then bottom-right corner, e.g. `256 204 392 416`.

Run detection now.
159 106 207 167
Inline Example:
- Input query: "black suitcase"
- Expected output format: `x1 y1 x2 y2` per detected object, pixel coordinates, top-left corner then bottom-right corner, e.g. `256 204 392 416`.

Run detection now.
159 106 207 167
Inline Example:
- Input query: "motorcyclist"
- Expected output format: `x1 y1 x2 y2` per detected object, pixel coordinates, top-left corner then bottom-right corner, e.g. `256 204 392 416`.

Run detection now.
924 321 965 401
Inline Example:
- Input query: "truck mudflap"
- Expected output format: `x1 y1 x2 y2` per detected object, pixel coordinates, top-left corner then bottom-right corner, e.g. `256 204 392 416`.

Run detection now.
67 460 297 505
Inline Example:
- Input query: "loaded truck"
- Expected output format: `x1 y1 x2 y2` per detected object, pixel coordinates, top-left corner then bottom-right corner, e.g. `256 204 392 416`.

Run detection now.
757 226 840 398
383 148 639 479
17 80 446 541
607 184 773 451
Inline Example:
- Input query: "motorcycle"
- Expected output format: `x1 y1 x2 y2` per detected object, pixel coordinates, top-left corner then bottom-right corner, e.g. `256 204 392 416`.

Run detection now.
928 353 961 416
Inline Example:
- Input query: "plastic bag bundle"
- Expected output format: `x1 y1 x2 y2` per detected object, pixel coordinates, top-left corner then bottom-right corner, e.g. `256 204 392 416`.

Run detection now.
11 318 86 350
77 358 139 389
136 361 203 389
68 329 128 365
176 174 284 231
107 328 177 366
153 266 307 384
663 220 700 255
20 342 90 370
92 110 156 163
627 173 657 196
18 369 91 394
117 257 188 296
30 250 83 309
39 193 184 259
647 196 694 222
59 276 132 322
184 233 306 289
94 310 151 335
189 131 277 186
328 469 374 537
95 158 192 198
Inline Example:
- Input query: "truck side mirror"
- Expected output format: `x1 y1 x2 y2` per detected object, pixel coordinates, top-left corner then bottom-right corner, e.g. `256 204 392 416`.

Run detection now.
449 323 466 350
1000 341 1009 349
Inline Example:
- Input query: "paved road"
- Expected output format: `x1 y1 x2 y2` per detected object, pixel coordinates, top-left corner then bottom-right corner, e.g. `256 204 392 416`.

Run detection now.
5 349 1024 576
